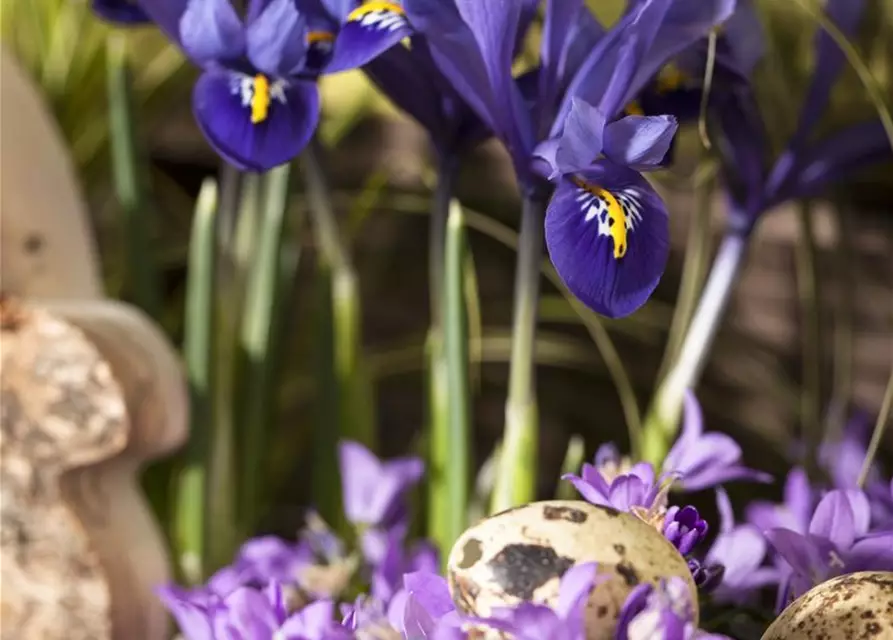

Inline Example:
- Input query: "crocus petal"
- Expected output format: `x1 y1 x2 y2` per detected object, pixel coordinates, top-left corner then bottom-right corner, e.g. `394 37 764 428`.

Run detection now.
402 594 437 638
545 160 669 318
764 528 820 578
791 0 867 147
845 533 893 573
662 390 704 475
156 586 216 640
279 600 337 637
706 525 767 584
563 473 612 507
245 0 308 77
224 587 282 635
325 2 412 73
555 562 598 618
808 490 856 550
603 115 678 171
534 97 607 179
179 0 245 65
91 0 152 24
192 69 319 171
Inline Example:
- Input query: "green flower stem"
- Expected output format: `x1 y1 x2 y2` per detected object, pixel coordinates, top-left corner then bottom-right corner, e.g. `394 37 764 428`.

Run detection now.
302 138 369 531
433 200 471 563
176 178 218 584
857 371 893 489
491 194 548 513
555 435 585 500
106 33 160 318
795 200 823 480
641 231 749 466
428 155 458 327
237 163 293 531
825 201 854 440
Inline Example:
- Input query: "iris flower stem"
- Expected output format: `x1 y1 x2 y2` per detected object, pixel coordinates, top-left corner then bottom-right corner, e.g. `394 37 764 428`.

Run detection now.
642 230 749 466
795 200 823 480
858 370 893 488
177 178 218 584
658 162 717 381
106 33 161 319
441 201 471 559
491 194 547 513
236 163 292 533
429 154 458 328
302 138 369 532
825 201 854 441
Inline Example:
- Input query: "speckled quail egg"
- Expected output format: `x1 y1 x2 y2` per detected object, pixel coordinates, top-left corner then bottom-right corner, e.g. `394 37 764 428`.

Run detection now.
446 499 696 640
762 571 893 640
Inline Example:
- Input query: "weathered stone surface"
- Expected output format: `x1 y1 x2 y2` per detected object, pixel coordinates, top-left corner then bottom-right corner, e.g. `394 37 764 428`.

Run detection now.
0 299 128 639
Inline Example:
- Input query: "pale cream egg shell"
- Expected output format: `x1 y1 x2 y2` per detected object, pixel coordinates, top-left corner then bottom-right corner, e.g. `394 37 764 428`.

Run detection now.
762 571 893 640
446 500 697 640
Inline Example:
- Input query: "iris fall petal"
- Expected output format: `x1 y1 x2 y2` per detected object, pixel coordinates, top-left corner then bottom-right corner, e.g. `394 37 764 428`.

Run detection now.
324 1 412 73
192 69 319 172
545 160 669 318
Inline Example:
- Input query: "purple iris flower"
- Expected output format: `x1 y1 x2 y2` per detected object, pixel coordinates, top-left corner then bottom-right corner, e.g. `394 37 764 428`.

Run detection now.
616 577 730 640
476 563 601 640
662 391 772 491
91 0 152 24
702 489 779 604
765 489 893 606
333 0 733 318
713 0 891 230
338 440 424 529
127 0 344 171
157 581 353 639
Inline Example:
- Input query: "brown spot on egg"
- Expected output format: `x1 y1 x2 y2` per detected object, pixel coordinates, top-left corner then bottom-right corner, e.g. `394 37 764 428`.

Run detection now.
457 538 483 569
616 561 640 586
487 544 574 601
613 544 626 556
542 505 588 523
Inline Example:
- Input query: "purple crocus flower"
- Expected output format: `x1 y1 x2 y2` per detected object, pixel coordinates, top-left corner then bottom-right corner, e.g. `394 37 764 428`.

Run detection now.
713 0 891 229
91 0 151 24
702 489 779 604
388 571 464 639
616 577 730 640
662 505 708 556
662 391 771 491
765 489 893 606
477 563 601 640
562 448 667 513
158 581 352 640
333 0 733 318
338 440 424 529
366 525 439 604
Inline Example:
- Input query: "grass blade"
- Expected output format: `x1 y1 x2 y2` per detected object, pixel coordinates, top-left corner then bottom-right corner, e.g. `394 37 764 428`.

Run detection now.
236 163 293 531
175 177 218 584
106 32 160 318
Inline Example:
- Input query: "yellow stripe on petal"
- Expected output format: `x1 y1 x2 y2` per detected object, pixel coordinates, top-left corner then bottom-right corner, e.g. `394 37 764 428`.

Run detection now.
251 74 271 124
571 176 641 260
656 63 686 94
308 31 335 44
624 100 645 117
347 1 405 21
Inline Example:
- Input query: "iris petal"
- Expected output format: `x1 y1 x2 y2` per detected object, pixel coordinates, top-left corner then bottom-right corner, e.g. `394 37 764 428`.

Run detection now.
534 97 607 179
192 69 319 172
91 0 152 24
179 0 245 65
324 2 413 73
603 114 678 171
246 0 309 77
545 160 669 318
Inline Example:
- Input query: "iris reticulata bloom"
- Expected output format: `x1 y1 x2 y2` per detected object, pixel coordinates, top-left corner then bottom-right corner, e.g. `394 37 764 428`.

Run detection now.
333 0 734 318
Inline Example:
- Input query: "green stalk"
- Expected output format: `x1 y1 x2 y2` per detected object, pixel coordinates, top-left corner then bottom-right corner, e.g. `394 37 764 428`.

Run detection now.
641 231 749 466
491 194 548 513
857 371 893 488
431 199 471 563
302 138 369 530
555 435 585 500
825 201 854 440
795 200 823 479
237 164 292 531
658 163 716 380
175 178 218 585
106 32 160 318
